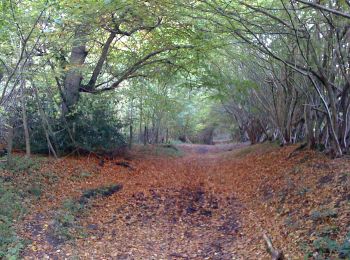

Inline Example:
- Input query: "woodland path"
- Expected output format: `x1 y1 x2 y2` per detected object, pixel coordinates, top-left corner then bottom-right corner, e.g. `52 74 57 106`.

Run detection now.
19 143 276 259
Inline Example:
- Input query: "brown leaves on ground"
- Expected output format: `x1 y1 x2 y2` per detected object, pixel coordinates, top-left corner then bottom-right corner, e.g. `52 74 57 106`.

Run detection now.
12 143 350 259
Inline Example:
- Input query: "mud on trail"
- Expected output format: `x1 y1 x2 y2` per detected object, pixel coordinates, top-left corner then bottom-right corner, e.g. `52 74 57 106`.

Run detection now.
18 142 349 259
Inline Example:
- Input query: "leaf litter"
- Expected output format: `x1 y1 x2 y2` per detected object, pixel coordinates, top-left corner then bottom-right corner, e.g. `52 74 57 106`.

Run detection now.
10 143 350 259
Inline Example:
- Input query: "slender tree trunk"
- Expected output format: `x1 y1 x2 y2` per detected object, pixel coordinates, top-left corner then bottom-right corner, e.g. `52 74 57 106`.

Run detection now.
129 124 133 149
21 80 30 157
339 83 350 151
32 83 58 158
6 125 14 167
304 104 315 149
155 123 159 144
139 97 143 143
166 128 169 143
309 76 342 156
146 126 149 144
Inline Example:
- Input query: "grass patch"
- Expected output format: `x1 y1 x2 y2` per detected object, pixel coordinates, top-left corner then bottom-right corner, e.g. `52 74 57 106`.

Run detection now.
27 182 42 199
0 180 25 259
69 171 93 181
137 144 184 157
0 155 50 257
43 171 60 185
53 184 123 241
309 233 350 259
233 142 278 158
155 145 183 157
53 199 85 241
0 155 43 174
310 208 338 223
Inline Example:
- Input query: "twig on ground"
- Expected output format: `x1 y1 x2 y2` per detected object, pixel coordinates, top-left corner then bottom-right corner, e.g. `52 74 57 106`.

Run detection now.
263 233 284 260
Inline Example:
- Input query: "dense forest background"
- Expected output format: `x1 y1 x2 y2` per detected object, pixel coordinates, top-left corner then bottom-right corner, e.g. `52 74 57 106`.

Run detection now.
1 0 350 157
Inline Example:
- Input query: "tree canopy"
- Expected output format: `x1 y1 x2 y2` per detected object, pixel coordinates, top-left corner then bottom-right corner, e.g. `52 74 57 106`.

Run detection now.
1 0 350 157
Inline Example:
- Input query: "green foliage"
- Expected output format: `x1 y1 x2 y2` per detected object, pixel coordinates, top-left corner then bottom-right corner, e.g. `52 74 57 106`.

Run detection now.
233 142 278 158
0 180 24 259
68 99 126 153
0 155 42 174
53 184 122 241
138 145 184 157
310 208 338 223
313 236 339 256
69 171 93 182
311 233 350 259
339 236 350 259
27 182 42 199
14 94 127 155
44 172 60 185
53 199 85 241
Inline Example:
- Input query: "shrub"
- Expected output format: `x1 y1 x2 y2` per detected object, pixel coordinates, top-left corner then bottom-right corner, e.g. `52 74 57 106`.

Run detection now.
13 95 127 156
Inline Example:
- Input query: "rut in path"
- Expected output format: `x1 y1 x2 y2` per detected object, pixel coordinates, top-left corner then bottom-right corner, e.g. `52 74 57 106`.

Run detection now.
20 143 267 259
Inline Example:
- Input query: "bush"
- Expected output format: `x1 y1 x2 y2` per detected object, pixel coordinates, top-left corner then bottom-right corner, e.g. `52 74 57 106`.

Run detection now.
13 95 127 156
67 106 126 154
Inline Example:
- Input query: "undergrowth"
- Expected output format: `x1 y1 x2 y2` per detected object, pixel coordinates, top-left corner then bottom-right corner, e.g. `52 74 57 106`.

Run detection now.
137 144 184 157
0 155 43 174
53 184 123 241
53 199 85 241
0 155 46 258
233 142 278 157
302 232 350 259
0 180 25 259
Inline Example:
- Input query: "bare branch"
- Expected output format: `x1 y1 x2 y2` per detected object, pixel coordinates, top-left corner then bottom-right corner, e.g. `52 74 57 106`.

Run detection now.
295 0 350 19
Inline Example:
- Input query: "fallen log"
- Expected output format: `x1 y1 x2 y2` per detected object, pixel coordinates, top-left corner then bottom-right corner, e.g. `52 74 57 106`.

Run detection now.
115 161 134 170
78 184 123 205
263 233 284 260
287 143 307 159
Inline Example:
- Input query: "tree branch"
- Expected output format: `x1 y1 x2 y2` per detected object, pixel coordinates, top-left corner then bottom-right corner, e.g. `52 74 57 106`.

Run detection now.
295 0 350 19
79 45 193 93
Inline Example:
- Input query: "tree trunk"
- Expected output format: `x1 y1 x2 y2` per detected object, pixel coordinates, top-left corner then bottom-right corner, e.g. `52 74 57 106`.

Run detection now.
62 28 88 114
166 128 169 143
339 83 350 151
129 124 133 149
6 125 14 167
21 80 31 157
32 83 58 158
304 104 315 149
144 126 147 146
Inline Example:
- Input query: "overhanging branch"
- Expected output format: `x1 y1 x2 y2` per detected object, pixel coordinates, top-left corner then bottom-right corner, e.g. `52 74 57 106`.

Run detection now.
79 45 194 93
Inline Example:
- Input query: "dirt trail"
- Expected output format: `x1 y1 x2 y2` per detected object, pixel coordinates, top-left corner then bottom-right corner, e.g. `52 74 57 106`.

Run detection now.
20 143 274 259
19 142 350 259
